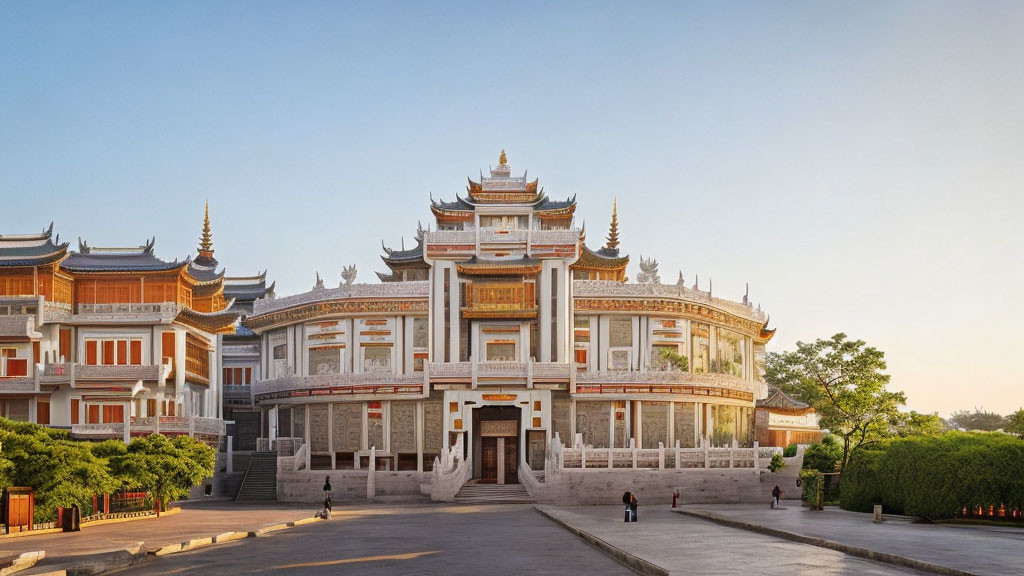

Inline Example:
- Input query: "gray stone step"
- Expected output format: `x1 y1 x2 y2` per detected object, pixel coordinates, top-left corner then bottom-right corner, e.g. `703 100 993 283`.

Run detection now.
454 482 534 504
236 452 278 501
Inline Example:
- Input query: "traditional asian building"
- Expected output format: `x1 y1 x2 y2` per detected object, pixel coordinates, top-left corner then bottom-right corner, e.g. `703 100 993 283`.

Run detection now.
0 203 258 444
242 151 787 499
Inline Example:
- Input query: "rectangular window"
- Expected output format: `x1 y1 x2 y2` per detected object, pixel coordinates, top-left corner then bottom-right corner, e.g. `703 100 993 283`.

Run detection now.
690 323 710 373
86 341 98 365
116 340 128 365
71 399 80 424
223 367 233 386
244 367 252 384
130 340 142 365
412 317 428 348
716 329 745 378
608 318 632 348
102 341 115 365
36 401 50 425
162 332 176 366
59 329 71 362
147 398 157 417
87 404 100 424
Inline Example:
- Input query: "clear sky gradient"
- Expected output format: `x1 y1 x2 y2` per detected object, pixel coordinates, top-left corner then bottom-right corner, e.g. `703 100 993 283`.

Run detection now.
2 1 1021 417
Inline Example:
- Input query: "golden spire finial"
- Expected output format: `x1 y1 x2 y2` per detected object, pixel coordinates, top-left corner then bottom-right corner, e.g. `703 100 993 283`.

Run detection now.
499 148 507 165
605 197 620 250
199 198 213 254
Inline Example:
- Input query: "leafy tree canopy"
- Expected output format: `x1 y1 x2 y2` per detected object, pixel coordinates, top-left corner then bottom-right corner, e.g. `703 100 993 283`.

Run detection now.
895 411 948 437
1008 408 1024 437
764 333 905 472
108 434 214 510
950 409 1009 432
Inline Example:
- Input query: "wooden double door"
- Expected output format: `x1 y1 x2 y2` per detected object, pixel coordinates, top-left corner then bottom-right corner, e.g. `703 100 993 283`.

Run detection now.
481 435 518 484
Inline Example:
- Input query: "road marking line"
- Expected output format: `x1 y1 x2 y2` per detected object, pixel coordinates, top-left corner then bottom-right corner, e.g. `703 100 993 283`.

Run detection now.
273 550 440 569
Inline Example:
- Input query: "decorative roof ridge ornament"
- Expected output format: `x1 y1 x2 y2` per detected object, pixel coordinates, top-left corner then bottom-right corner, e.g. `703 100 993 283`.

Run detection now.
341 264 357 286
499 148 507 165
677 270 685 286
78 237 89 253
743 283 750 306
314 271 325 290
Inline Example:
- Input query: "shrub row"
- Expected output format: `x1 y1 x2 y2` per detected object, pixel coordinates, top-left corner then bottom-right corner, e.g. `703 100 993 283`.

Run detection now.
840 432 1024 521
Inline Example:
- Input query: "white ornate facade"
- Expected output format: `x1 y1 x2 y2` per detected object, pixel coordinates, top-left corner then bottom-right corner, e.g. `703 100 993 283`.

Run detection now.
242 152 777 484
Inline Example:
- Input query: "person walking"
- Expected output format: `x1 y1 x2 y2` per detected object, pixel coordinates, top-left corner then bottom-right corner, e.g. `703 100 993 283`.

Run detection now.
772 485 782 509
622 491 633 522
629 493 639 522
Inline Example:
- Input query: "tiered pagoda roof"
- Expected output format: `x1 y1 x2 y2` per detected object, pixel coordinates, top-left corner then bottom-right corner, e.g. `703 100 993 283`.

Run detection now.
63 237 188 273
224 271 275 305
0 223 70 267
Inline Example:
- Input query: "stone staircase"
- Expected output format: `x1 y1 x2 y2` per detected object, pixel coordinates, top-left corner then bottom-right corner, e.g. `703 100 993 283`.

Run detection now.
235 452 278 501
454 482 534 504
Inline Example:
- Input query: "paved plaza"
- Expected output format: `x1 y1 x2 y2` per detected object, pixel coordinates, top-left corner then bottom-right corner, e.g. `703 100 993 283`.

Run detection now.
5 501 1024 575
678 503 1024 576
111 504 632 576
537 505 925 576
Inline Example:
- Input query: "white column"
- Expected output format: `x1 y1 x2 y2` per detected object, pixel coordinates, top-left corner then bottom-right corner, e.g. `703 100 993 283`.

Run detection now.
328 403 335 470
598 316 610 372
555 262 568 363
449 277 460 363
304 404 312 469
538 262 552 362
432 263 446 360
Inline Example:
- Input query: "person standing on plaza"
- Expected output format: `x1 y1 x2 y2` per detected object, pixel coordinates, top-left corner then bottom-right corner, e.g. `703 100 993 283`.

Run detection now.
772 485 782 509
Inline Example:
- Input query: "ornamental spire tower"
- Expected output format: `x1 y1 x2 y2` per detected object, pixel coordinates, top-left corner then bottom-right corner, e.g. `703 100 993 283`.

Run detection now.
605 197 620 251
199 199 214 256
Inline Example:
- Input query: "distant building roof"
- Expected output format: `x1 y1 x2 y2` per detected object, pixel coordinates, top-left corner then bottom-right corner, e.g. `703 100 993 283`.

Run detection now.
757 386 814 414
0 223 70 267
62 238 186 273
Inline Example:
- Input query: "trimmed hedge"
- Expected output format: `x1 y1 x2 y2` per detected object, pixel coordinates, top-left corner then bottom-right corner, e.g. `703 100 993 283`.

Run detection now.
840 432 1024 521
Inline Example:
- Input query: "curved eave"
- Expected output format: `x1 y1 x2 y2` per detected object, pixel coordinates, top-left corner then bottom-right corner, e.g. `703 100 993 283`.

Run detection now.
175 300 241 333
61 260 190 274
0 247 70 267
573 245 629 269
430 204 474 220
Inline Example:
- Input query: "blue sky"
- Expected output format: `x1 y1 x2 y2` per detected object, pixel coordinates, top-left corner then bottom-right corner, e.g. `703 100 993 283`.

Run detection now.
2 1 1022 417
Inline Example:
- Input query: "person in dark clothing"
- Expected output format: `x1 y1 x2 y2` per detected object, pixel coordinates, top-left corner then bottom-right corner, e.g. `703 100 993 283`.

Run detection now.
629 493 638 522
772 485 782 509
622 491 633 522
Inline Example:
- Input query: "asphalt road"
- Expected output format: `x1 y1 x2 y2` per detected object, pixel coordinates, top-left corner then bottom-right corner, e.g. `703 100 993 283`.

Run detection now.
115 504 634 575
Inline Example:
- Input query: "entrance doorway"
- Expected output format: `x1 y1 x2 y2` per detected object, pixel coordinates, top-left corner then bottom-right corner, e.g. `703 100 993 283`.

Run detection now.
473 406 520 484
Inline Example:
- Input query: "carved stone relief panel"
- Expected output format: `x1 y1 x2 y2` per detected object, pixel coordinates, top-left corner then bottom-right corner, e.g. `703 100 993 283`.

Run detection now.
422 399 443 454
293 407 305 440
674 402 696 448
367 402 385 451
642 401 668 449
332 403 362 452
390 402 417 452
309 404 329 452
575 401 610 449
551 392 572 447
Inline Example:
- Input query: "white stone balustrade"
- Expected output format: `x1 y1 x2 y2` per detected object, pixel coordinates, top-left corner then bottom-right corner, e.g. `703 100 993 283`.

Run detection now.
557 437 762 471
253 281 429 316
254 372 425 398
576 369 756 394
573 280 767 323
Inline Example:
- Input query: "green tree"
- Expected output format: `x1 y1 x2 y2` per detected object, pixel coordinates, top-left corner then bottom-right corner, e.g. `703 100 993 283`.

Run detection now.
950 409 1009 432
657 347 689 372
109 434 215 511
802 434 844 473
0 418 118 521
764 333 905 473
1007 408 1024 437
895 411 946 437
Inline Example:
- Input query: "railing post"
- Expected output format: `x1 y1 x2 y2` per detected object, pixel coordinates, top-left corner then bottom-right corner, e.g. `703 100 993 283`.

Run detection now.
658 442 665 470
631 438 638 469
703 436 710 469
675 440 681 469
752 441 759 473
608 447 613 469
367 446 376 501
581 445 587 469
730 439 737 468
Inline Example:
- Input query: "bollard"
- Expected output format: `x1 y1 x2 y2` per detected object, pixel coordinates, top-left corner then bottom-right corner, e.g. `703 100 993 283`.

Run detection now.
873 504 883 523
